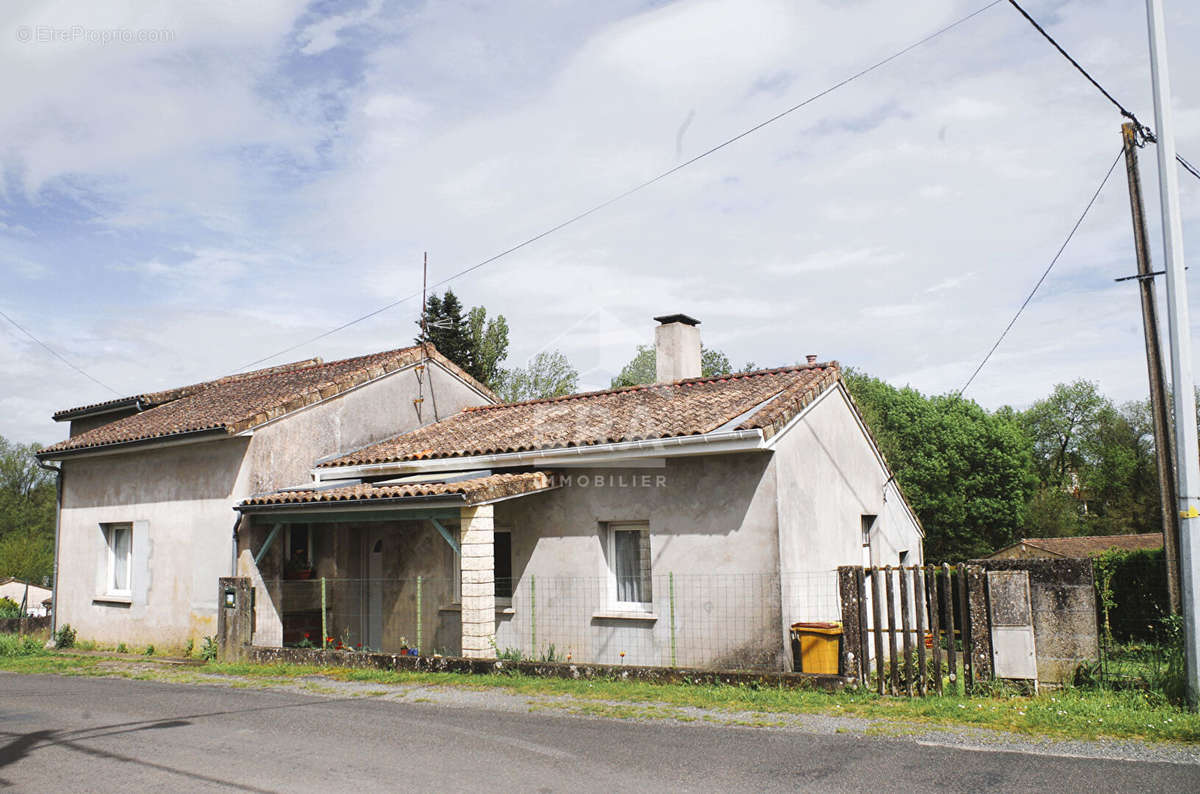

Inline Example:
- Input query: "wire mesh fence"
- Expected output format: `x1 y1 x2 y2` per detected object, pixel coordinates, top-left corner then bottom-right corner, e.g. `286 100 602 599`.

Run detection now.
1091 551 1183 696
259 571 840 671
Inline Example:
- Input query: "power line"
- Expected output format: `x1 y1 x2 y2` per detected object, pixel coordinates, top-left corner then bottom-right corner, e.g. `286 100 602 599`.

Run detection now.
957 148 1123 397
241 0 1007 371
1005 0 1200 181
1005 0 1154 138
0 308 122 396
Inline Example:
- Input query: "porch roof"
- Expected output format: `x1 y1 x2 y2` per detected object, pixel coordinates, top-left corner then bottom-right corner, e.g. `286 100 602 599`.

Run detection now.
237 471 556 512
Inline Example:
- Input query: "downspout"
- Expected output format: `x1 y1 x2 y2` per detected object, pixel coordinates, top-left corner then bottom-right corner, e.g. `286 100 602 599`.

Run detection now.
36 459 62 639
230 515 242 577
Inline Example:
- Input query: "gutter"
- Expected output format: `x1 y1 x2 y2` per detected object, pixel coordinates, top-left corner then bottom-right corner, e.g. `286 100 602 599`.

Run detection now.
314 428 767 481
234 492 471 515
36 427 231 462
36 459 62 639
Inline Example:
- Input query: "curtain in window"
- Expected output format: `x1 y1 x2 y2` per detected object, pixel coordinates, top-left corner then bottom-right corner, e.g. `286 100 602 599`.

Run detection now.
614 529 643 603
112 526 131 591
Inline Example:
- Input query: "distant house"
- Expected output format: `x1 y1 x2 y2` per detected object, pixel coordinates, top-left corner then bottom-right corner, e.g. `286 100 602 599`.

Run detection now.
36 347 494 646
986 533 1163 560
0 578 52 617
236 315 924 670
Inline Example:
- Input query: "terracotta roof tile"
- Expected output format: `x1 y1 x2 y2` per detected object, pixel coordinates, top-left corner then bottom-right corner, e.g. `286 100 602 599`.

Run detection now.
320 363 840 468
41 345 491 457
241 471 555 508
1008 533 1164 558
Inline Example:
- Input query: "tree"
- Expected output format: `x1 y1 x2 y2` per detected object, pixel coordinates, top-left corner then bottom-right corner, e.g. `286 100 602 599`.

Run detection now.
497 351 580 402
465 306 509 389
0 437 55 582
844 372 1036 561
1022 380 1108 488
610 345 747 388
416 289 510 391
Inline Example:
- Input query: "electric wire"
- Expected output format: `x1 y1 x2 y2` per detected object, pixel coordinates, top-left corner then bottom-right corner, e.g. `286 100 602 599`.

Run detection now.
239 0 1006 371
0 308 121 396
1006 0 1200 181
957 148 1123 397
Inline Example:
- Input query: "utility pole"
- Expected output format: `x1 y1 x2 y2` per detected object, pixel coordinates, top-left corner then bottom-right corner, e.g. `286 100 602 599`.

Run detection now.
1120 122 1182 615
1145 0 1200 707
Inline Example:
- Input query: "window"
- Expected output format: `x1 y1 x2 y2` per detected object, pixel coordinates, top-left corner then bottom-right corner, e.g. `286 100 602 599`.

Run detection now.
494 530 513 601
104 523 132 595
285 525 312 569
861 515 876 547
607 522 652 608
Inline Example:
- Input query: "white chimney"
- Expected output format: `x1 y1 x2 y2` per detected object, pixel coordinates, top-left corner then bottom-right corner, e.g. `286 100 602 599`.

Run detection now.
654 314 701 383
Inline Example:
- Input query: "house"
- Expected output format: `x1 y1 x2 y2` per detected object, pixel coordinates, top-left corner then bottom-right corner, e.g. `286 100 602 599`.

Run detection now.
36 346 494 646
235 315 923 670
0 578 53 617
986 533 1164 560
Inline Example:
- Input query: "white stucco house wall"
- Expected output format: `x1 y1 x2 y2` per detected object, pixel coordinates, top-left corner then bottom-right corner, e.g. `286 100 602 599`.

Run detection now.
36 346 494 647
236 316 923 671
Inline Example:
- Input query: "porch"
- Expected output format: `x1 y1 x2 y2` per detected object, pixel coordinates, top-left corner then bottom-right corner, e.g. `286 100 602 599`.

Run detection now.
235 471 555 658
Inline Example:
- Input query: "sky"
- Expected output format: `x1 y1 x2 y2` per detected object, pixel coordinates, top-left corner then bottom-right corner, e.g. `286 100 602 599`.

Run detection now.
1 0 1199 445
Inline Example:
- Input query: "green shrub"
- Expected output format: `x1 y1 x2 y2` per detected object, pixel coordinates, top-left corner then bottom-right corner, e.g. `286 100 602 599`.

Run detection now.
116 642 128 654
143 645 155 657
1094 549 1170 643
0 596 20 619
184 638 194 657
53 623 76 649
0 633 45 657
200 635 218 662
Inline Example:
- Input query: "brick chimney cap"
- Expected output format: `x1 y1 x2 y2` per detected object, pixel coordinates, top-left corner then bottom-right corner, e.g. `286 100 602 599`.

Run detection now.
653 313 700 326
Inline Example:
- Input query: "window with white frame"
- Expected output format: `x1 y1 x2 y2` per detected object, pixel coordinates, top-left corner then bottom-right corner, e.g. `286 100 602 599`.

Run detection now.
606 522 652 609
103 523 132 595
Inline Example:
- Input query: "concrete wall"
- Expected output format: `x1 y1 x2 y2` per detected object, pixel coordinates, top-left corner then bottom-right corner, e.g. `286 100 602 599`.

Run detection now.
56 360 489 647
974 558 1100 685
489 455 784 669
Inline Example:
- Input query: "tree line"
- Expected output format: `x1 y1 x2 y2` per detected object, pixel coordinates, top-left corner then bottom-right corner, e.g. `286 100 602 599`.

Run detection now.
845 372 1182 562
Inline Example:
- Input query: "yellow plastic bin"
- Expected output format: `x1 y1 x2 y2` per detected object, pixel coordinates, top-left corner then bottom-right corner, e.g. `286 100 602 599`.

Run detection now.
790 622 842 675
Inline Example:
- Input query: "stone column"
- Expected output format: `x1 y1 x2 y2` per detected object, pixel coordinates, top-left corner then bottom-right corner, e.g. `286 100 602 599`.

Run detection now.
217 577 253 662
459 505 495 658
837 566 864 682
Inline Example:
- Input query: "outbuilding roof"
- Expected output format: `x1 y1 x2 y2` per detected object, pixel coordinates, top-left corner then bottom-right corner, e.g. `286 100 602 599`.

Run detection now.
319 362 840 469
239 471 555 510
40 345 491 458
989 533 1164 559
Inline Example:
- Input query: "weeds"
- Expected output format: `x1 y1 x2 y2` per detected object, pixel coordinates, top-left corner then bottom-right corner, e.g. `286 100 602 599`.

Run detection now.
0 633 45 657
52 623 76 649
200 635 218 662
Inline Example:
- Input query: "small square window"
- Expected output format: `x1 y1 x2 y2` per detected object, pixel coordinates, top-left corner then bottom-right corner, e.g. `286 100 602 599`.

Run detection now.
103 523 132 595
607 523 652 608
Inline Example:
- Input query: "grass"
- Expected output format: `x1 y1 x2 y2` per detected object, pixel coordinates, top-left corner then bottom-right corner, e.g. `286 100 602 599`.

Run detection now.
2 639 1198 744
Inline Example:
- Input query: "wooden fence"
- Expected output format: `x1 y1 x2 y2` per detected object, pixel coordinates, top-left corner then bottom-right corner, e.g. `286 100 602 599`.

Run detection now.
838 564 992 696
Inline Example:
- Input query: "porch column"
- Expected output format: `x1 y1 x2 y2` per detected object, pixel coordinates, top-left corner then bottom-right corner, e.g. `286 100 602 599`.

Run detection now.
459 505 495 658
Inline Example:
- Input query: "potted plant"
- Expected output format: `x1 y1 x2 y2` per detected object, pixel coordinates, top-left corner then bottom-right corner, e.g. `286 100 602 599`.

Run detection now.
285 549 314 580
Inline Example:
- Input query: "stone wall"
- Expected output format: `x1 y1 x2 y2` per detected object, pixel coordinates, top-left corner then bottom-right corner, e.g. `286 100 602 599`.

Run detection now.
972 558 1099 686
0 615 51 635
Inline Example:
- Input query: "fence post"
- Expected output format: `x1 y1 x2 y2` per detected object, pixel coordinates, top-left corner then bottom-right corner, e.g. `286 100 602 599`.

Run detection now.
837 566 863 681
914 566 929 696
416 575 423 655
870 567 886 694
321 576 328 650
530 574 536 654
965 565 993 683
855 567 869 687
885 567 899 695
899 566 914 696
928 566 943 696
942 563 958 692
958 564 972 689
669 572 677 668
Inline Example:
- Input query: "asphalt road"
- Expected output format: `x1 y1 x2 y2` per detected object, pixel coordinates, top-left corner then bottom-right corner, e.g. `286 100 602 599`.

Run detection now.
1 674 1198 792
